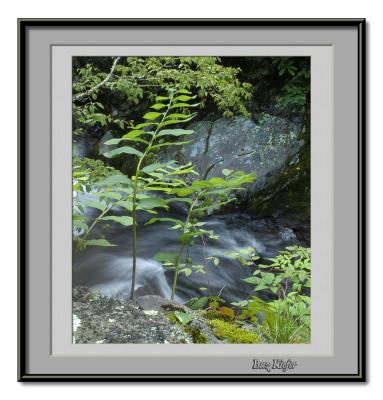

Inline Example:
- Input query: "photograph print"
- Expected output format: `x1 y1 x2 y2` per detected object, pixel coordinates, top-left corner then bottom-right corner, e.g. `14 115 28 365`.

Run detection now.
72 55 311 345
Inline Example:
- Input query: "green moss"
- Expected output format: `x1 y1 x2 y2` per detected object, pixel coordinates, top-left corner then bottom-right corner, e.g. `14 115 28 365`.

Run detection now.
202 310 229 321
166 311 208 343
184 325 208 344
208 319 260 344
166 311 179 324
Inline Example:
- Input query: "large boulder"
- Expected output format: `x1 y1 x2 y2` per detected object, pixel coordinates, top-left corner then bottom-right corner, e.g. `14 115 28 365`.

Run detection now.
162 114 304 197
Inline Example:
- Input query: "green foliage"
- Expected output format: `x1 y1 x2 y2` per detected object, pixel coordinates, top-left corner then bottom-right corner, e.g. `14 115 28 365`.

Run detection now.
174 311 193 326
72 157 133 251
271 57 310 114
244 246 311 295
101 89 199 299
72 156 116 194
225 246 260 266
73 57 252 122
208 319 260 344
151 169 256 300
230 56 309 115
228 245 311 343
183 325 208 344
187 295 226 311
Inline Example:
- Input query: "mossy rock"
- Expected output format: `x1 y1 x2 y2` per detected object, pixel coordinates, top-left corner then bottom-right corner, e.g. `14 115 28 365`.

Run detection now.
208 319 261 344
202 310 231 321
166 311 221 344
166 311 180 325
165 308 208 343
184 325 208 344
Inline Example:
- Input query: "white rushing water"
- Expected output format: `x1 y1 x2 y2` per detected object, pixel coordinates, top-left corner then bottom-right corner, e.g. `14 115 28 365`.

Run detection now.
73 210 306 304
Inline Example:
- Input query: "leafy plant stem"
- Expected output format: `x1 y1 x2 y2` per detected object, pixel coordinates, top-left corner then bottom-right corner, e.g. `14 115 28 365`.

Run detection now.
129 92 174 300
171 193 202 300
83 205 112 240
171 243 186 300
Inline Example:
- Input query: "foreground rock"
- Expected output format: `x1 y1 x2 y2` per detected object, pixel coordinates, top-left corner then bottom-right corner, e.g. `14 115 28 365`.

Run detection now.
72 287 220 344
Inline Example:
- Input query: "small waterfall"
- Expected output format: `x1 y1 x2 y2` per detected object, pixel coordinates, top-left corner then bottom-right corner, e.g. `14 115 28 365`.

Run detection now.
93 256 173 299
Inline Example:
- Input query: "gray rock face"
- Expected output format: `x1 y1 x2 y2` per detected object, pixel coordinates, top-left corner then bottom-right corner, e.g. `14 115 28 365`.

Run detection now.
73 287 219 344
163 115 304 196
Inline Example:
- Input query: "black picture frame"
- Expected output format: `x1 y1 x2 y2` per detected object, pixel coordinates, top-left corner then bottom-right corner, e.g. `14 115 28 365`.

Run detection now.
18 18 366 382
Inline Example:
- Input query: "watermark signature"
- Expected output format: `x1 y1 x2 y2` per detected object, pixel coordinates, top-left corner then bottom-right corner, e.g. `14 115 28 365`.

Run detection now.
252 359 298 373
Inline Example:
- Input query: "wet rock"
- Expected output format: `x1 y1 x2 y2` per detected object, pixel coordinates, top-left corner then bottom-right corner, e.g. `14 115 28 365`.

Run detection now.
280 227 297 241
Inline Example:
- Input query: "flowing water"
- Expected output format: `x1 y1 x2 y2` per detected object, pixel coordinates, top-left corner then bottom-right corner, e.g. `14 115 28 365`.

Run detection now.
73 123 310 305
73 204 309 304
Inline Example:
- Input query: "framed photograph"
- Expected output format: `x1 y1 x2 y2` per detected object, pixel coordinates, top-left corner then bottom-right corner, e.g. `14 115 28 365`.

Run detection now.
18 18 366 381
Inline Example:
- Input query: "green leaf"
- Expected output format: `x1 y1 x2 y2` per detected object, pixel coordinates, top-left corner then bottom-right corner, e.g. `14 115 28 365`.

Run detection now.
99 174 130 186
84 200 106 212
138 197 167 210
143 112 162 120
165 112 196 120
298 271 307 282
157 129 194 138
160 117 195 128
243 276 261 284
231 300 249 308
118 200 133 211
170 102 199 109
142 160 176 174
262 272 275 284
165 197 193 205
188 296 209 310
146 217 184 226
153 251 178 264
101 216 133 226
84 239 116 247
170 187 196 197
180 231 195 245
104 130 147 145
177 88 192 94
143 187 173 193
174 311 193 325
104 137 149 146
175 95 196 102
122 129 150 140
156 95 170 101
99 192 122 201
151 140 192 150
151 103 167 110
134 122 158 129
180 268 192 277
104 138 122 145
103 146 144 158
254 283 268 292
73 219 88 232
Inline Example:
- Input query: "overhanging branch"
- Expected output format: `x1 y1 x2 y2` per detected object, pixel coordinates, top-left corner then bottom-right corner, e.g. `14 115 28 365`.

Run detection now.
73 57 121 102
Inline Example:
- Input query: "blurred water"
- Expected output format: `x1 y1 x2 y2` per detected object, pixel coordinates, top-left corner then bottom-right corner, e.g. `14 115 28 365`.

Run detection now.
73 209 308 304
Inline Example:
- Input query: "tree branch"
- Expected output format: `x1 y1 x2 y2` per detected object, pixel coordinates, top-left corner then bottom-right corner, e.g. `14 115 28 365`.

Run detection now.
73 57 121 102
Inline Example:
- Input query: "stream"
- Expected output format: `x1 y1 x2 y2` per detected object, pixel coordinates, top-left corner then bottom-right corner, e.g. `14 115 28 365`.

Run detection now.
73 204 309 305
